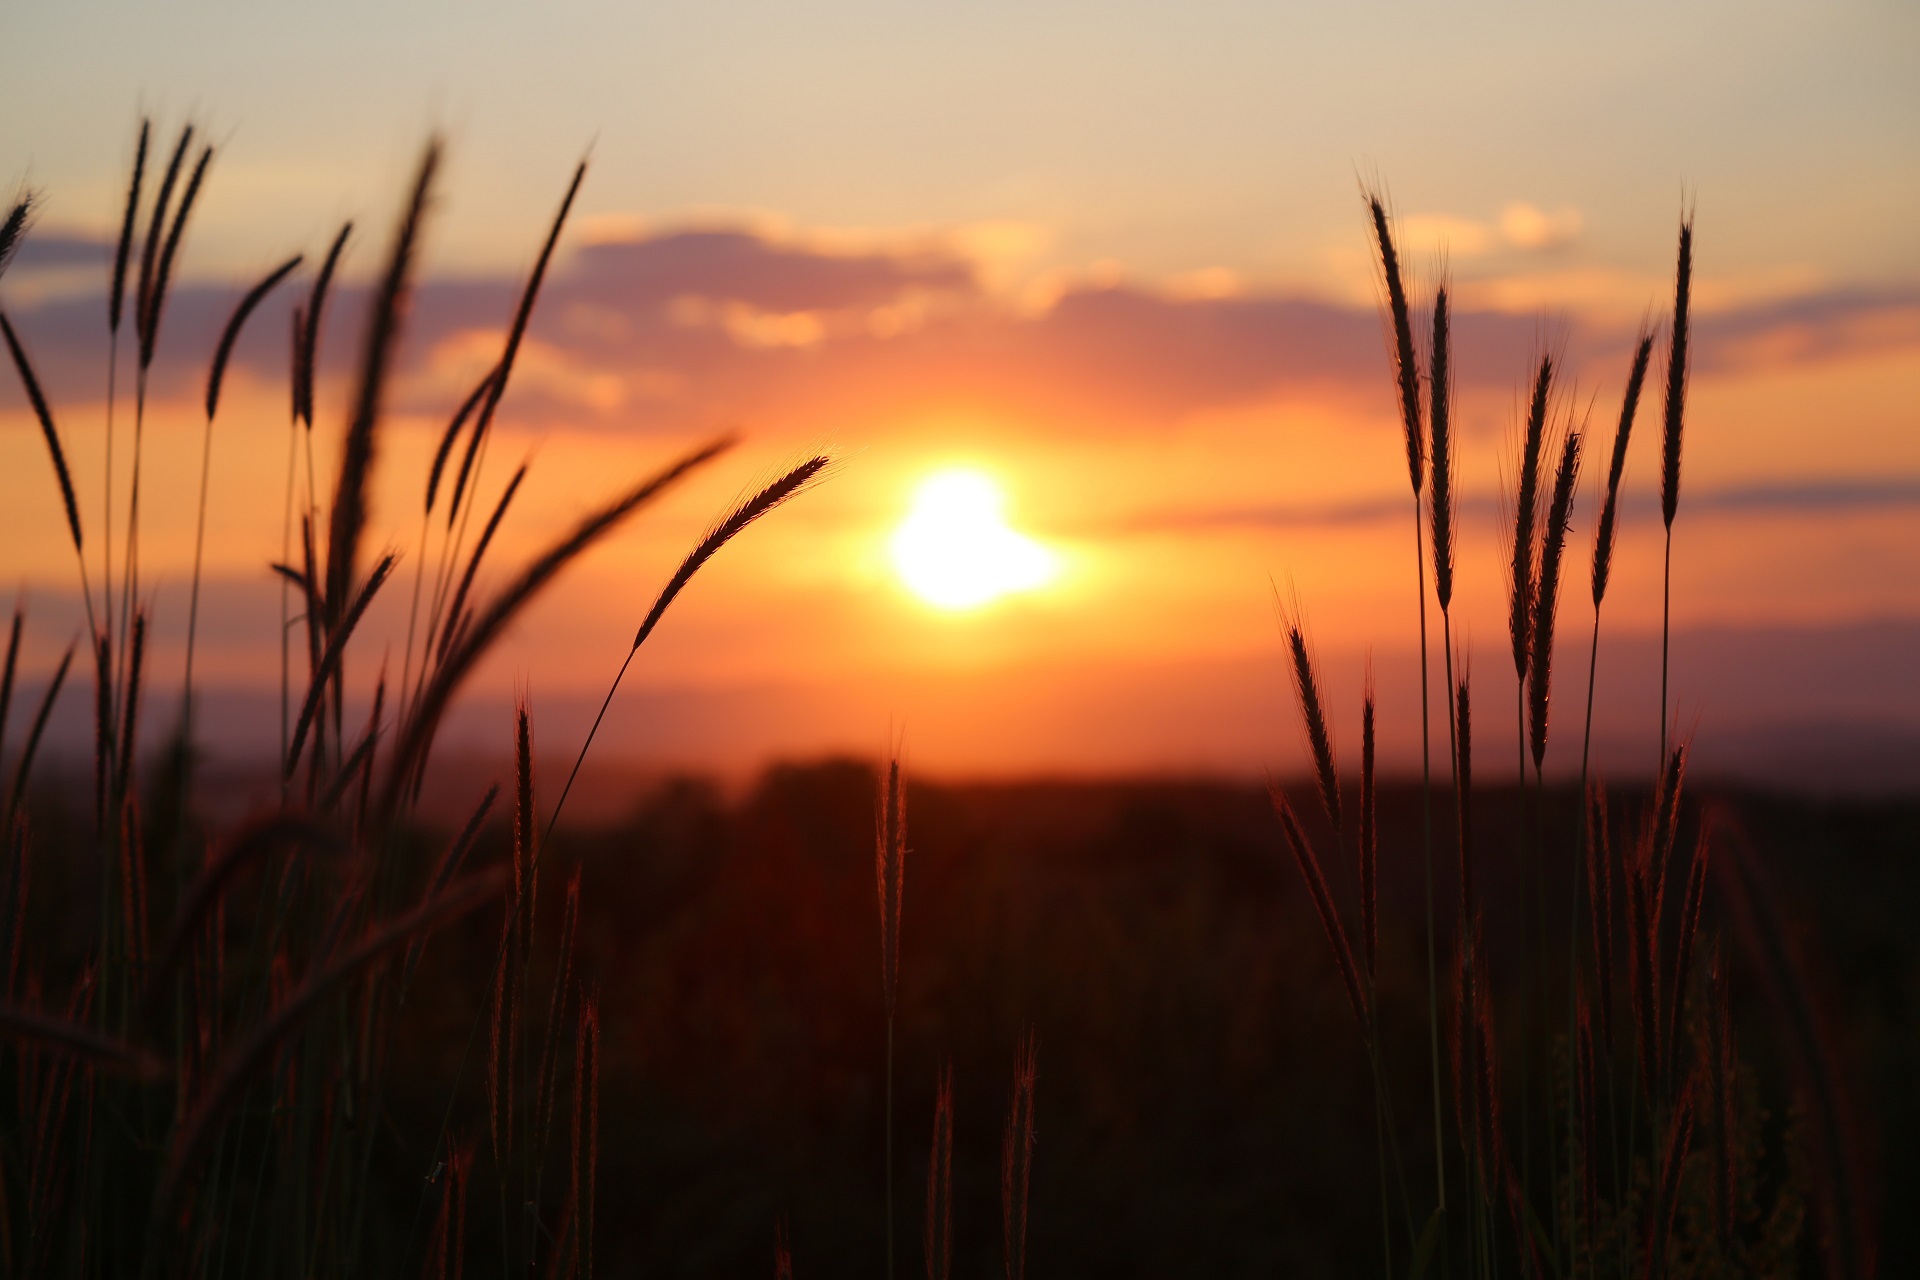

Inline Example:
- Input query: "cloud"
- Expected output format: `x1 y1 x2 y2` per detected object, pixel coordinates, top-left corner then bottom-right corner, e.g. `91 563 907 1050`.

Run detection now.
1497 202 1582 250
1394 203 1583 259
3 218 1914 443
1097 477 1920 536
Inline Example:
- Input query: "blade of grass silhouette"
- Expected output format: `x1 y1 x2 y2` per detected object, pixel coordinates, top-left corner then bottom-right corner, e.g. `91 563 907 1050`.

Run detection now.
0 607 20 765
432 161 585 676
150 867 506 1235
1659 211 1693 772
544 454 829 838
133 125 192 363
328 143 435 635
0 194 33 281
402 365 498 722
184 254 303 739
0 1002 164 1078
6 640 74 823
296 223 352 431
138 815 343 1031
103 122 148 667
435 464 528 664
382 436 735 817
124 129 207 716
401 785 497 996
1 312 99 647
284 554 396 778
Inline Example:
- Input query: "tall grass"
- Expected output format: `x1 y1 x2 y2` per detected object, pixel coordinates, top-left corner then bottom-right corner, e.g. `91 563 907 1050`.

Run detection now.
0 120 822 1278
1267 196 1837 1280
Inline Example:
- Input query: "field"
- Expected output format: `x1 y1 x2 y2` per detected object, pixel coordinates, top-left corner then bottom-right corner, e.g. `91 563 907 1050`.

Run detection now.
1 121 1912 1278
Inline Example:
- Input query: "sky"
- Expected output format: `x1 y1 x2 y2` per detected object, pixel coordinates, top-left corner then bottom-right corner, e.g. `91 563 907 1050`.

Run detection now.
1 1 1916 792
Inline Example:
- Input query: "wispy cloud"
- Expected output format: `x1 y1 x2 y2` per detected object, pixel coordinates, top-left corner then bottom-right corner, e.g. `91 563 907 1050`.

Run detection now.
1100 478 1920 536
3 218 1914 439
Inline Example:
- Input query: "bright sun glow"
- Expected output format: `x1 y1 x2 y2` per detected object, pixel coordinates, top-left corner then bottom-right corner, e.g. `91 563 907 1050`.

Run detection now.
891 470 1057 610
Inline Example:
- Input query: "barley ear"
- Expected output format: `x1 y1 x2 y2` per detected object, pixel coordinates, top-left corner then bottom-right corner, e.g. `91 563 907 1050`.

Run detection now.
1275 598 1341 837
1366 191 1423 495
631 456 832 653
135 125 194 356
140 143 213 371
1507 355 1553 681
1429 283 1455 610
108 121 150 333
1529 428 1583 770
1661 214 1693 530
1592 331 1653 607
0 193 35 284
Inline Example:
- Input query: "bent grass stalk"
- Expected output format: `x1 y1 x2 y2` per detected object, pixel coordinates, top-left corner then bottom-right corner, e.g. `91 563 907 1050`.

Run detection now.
545 454 829 836
184 254 303 738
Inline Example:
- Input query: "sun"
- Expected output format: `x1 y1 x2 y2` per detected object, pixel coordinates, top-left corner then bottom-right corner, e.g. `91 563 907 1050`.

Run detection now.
890 470 1057 610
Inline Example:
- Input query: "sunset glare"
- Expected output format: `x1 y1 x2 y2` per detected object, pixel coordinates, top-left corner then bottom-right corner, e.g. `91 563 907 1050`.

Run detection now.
891 470 1057 610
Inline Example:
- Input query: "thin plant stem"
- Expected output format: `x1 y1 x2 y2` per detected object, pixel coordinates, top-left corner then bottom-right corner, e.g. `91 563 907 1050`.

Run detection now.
182 409 219 737
280 418 299 799
886 1012 896 1280
1659 529 1672 774
1412 502 1447 1213
1514 683 1531 1218
117 368 148 708
397 505 432 722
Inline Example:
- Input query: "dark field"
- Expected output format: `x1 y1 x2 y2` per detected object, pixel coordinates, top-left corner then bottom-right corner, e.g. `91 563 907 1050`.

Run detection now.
350 763 1913 1276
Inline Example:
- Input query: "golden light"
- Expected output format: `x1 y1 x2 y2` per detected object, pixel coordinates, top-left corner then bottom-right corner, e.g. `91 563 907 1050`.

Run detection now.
891 470 1057 610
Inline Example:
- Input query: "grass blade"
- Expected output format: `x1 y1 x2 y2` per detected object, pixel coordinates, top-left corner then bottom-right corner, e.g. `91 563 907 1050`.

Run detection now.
297 222 353 430
153 867 506 1230
1528 428 1582 771
7 641 74 823
393 436 733 821
108 120 149 333
139 143 213 370
435 464 528 664
135 124 193 357
285 554 397 778
327 141 438 626
1 311 88 561
204 254 304 420
0 192 35 283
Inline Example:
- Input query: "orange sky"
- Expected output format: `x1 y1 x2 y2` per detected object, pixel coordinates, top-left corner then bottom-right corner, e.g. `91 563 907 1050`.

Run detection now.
2 4 1916 790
